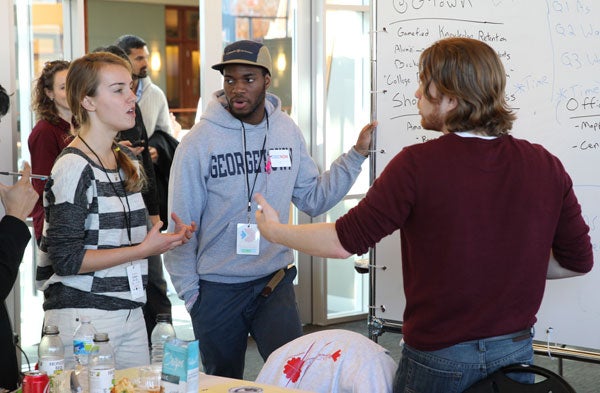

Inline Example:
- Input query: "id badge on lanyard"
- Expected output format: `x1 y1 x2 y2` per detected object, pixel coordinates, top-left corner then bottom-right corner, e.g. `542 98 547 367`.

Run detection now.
237 223 260 255
127 262 145 299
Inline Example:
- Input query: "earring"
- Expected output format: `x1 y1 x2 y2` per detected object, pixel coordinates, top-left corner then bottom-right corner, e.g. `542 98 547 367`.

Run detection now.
50 97 54 101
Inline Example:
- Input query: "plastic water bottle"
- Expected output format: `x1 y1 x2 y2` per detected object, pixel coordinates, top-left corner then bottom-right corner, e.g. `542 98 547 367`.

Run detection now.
150 313 176 364
88 332 115 393
73 315 97 367
38 325 65 377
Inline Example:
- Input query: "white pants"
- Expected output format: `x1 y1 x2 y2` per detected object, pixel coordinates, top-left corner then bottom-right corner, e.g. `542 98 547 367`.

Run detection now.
44 307 149 370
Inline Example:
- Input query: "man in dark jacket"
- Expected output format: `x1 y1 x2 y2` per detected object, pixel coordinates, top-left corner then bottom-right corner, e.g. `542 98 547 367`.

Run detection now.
0 84 39 390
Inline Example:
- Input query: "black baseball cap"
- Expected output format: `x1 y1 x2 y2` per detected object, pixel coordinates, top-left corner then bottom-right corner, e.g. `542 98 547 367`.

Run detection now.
212 40 272 75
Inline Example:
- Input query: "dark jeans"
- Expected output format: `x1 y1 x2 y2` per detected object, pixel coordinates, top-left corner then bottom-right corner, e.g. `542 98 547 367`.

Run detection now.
190 266 302 379
143 253 172 342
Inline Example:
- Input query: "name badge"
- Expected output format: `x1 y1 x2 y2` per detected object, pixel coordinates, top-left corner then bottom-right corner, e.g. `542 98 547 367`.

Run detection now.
268 149 292 168
127 263 145 299
237 223 261 255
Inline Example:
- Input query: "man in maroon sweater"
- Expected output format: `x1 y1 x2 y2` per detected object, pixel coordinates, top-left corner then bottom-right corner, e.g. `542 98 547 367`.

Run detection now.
254 38 593 393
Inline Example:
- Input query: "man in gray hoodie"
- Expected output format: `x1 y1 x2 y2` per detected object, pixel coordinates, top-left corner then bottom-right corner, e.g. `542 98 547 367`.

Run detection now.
165 40 375 378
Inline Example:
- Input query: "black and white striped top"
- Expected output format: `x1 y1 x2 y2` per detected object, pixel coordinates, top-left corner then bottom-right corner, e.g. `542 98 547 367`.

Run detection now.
36 147 148 311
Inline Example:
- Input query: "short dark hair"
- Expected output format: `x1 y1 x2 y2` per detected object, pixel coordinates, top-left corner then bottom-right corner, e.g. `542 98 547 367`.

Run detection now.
0 84 9 117
92 45 131 65
114 34 147 55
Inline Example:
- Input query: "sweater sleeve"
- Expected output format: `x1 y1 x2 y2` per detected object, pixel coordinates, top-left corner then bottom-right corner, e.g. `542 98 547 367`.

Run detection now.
164 136 205 304
0 216 31 300
336 150 416 255
551 169 593 273
42 157 91 276
292 130 367 217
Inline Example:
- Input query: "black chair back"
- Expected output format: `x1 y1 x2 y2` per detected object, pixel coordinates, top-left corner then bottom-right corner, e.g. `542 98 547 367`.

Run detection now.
463 364 576 393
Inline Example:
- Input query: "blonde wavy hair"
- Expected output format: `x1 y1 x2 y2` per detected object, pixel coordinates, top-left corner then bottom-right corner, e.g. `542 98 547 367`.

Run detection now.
66 52 145 192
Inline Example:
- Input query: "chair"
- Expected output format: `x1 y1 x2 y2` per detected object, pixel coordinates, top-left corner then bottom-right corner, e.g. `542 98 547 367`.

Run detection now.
255 329 397 393
463 363 576 393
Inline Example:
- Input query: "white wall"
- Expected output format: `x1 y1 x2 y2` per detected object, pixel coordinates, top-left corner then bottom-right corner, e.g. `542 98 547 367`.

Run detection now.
0 0 17 187
199 0 223 113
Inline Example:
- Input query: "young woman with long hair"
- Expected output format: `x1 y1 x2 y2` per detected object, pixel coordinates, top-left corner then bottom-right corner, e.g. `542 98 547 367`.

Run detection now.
36 52 195 369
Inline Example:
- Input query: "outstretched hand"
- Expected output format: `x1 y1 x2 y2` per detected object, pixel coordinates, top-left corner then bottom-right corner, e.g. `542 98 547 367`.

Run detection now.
140 212 196 256
254 193 350 259
353 121 378 157
0 162 39 222
254 193 281 242
172 212 197 242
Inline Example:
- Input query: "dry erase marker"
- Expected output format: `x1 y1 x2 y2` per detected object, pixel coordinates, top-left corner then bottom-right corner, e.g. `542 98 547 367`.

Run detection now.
0 171 49 180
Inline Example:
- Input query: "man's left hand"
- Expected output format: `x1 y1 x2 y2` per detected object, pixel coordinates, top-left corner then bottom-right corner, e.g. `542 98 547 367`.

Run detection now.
354 121 377 157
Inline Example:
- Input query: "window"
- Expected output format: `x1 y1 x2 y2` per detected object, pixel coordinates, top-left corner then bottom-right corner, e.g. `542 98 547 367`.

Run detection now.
165 6 200 130
322 4 371 321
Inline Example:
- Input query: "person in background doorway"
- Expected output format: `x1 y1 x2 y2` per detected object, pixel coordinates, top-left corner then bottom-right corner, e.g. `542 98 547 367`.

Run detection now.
28 60 74 244
115 34 178 340
165 39 375 379
254 37 593 393
35 52 195 369
115 34 175 141
0 83 39 390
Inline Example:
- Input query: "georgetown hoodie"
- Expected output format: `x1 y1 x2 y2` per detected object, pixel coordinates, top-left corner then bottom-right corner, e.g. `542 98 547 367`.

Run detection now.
165 90 367 307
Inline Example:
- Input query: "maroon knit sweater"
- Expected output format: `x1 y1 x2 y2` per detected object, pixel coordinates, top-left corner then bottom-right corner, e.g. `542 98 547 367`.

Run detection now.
28 118 73 241
336 133 593 351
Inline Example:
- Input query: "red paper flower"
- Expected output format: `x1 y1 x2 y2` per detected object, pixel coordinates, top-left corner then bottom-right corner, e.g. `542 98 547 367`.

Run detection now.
283 356 305 382
331 349 342 362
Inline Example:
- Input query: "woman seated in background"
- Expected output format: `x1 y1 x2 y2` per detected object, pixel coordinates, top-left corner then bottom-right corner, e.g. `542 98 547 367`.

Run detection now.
36 52 196 369
28 59 73 244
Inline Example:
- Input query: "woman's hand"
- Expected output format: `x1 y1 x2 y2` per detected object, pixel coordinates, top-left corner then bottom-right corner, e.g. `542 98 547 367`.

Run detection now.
139 213 196 256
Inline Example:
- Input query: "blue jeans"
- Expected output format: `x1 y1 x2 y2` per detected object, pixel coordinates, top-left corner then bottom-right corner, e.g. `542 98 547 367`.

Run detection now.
393 328 534 393
189 266 302 379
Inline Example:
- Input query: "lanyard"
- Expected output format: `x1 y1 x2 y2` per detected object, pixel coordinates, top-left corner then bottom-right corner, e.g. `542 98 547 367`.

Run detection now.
79 136 132 244
240 111 269 223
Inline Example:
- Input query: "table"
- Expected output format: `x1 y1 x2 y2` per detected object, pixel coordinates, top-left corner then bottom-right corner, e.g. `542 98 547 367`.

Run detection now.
115 368 313 393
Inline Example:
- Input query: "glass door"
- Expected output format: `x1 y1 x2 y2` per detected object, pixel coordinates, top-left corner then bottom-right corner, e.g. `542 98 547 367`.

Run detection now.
312 1 371 324
218 0 319 322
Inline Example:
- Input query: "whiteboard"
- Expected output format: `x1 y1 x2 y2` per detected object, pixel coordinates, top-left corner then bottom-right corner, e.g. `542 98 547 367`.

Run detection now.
372 0 600 350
